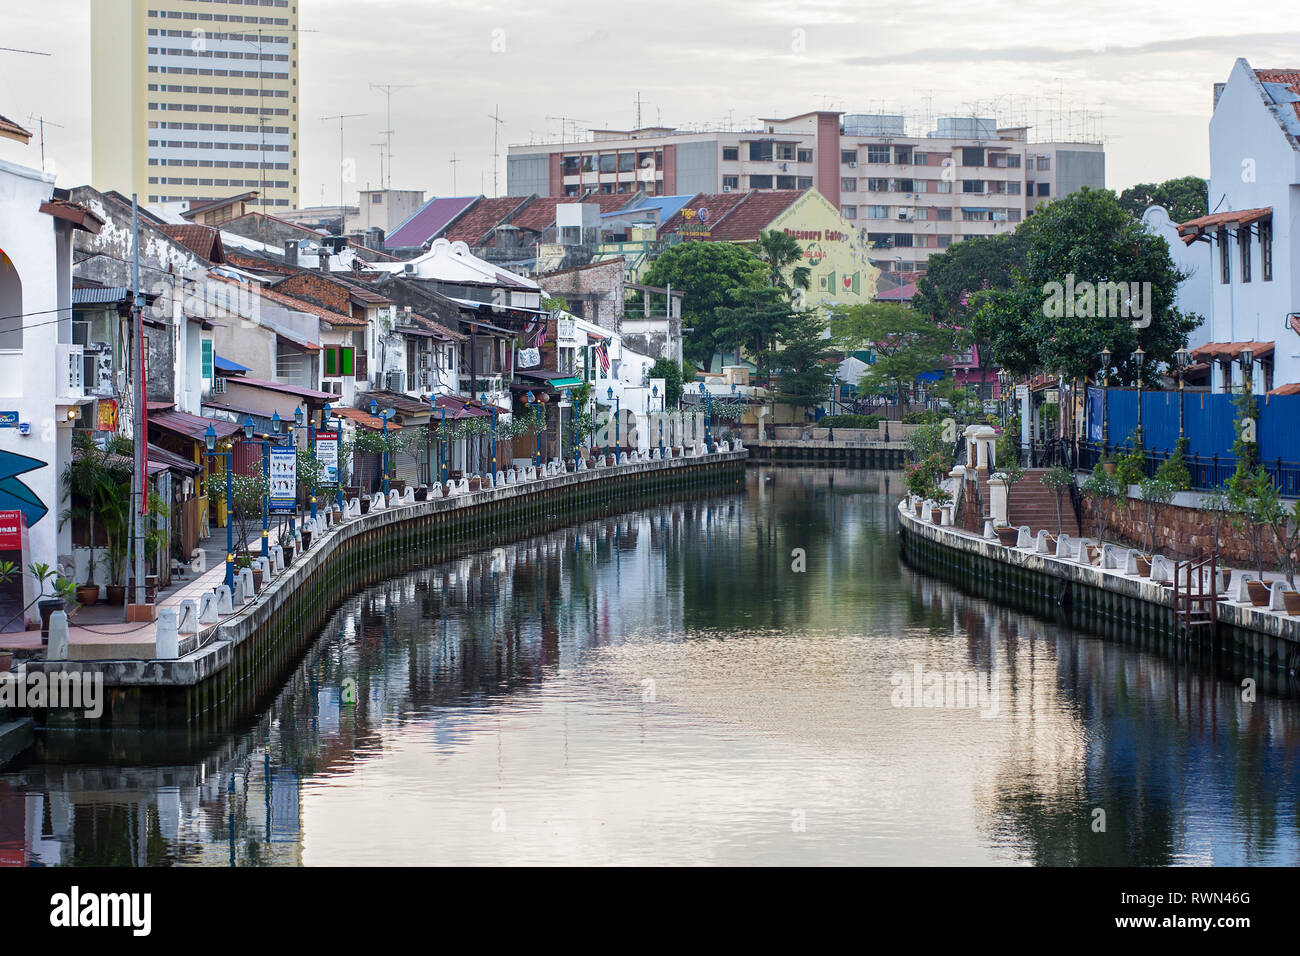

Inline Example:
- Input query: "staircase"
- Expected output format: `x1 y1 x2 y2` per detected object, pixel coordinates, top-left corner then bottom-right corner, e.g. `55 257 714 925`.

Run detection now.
969 467 1082 538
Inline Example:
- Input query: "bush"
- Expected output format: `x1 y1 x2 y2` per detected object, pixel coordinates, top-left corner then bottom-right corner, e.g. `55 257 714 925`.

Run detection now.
820 414 880 429
902 410 944 425
1155 437 1191 491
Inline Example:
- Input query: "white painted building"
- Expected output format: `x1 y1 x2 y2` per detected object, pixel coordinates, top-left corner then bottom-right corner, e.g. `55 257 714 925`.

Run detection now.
1178 59 1300 393
0 156 104 612
1142 205 1213 345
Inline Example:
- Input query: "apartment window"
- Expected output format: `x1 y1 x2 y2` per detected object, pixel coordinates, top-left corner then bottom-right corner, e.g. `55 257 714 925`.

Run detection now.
893 234 913 247
1008 210 1022 222
841 178 857 192
1261 219 1274 281
962 180 984 193
722 146 739 161
935 180 951 194
598 154 616 173
1006 182 1021 195
581 155 594 173
866 205 889 219
866 145 891 164
563 155 580 174
894 179 915 193
600 183 614 193
841 206 857 219
894 146 912 164
797 149 813 163
936 235 952 247
322 346 356 377
775 143 795 161
936 208 953 221
797 177 813 188
913 152 930 166
749 141 774 162
841 149 857 164
1219 228 1230 283
1036 156 1051 170
637 151 655 169
1241 227 1252 283
722 175 739 190
1036 182 1050 196
866 177 889 192
777 175 797 189
749 174 773 189
867 233 892 248
618 152 635 172
961 147 985 166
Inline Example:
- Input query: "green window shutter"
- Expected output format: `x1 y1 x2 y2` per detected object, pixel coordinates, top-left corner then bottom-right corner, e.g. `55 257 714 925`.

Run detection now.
202 339 214 378
341 347 355 376
324 347 338 377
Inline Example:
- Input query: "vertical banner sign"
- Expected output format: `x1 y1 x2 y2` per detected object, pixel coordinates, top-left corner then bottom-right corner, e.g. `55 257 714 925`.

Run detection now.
268 446 297 513
315 432 339 485
0 510 29 632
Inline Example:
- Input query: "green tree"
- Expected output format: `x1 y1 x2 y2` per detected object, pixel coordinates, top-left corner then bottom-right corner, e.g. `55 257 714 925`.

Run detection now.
833 301 957 411
772 311 834 411
639 241 767 368
754 229 811 302
648 357 684 408
1116 176 1208 223
713 293 795 381
971 187 1200 384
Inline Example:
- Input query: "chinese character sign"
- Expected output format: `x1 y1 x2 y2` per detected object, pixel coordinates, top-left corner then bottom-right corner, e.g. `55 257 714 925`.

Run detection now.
315 433 339 485
269 446 297 513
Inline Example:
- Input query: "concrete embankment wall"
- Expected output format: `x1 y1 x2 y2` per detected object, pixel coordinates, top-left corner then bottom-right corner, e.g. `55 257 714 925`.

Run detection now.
31 452 746 741
746 440 906 468
898 501 1300 676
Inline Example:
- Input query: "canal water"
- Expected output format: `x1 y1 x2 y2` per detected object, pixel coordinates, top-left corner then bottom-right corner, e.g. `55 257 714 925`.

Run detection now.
3 466 1300 866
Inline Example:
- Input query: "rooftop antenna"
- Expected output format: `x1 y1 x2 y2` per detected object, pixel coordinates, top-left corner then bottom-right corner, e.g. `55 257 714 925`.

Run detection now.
546 116 590 144
636 91 642 129
370 83 414 189
487 105 505 196
371 141 387 190
321 113 366 211
450 153 459 194
25 113 64 173
0 47 50 56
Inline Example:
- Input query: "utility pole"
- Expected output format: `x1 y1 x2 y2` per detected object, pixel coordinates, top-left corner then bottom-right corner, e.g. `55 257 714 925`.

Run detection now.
321 113 366 220
487 105 505 197
25 113 64 174
372 141 387 190
636 92 642 129
449 153 459 194
130 195 147 612
370 83 413 189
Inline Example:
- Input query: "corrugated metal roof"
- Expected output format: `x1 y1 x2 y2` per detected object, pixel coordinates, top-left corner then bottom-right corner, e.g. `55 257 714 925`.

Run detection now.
387 195 479 248
71 287 135 305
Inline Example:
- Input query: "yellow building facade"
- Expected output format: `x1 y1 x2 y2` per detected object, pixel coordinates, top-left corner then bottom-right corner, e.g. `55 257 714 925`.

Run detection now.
764 190 880 310
91 0 300 209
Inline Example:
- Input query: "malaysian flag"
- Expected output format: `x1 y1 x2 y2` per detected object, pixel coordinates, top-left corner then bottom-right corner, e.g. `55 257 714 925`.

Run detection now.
594 337 610 374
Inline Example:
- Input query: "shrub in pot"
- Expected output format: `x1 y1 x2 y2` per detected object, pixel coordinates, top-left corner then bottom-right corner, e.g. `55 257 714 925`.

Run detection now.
1246 580 1270 606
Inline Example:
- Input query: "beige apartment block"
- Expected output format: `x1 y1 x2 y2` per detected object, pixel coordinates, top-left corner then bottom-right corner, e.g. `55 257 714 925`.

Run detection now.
92 0 300 209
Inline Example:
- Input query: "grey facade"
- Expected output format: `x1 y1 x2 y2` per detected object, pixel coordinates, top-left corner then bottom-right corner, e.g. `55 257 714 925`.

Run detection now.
1056 149 1106 197
507 154 550 197
672 141 720 196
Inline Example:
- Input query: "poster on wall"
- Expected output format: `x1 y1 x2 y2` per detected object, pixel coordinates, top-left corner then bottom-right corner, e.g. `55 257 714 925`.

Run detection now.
0 510 29 633
269 446 297 513
315 433 339 485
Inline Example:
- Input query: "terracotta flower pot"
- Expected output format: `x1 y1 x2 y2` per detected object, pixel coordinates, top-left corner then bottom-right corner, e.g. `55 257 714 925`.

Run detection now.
106 585 126 606
301 530 313 550
252 569 264 592
930 508 943 524
1102 461 1117 475
1246 580 1270 606
1135 556 1152 578
283 545 295 565
1283 590 1300 615
76 584 101 607
914 502 924 517
995 526 1020 547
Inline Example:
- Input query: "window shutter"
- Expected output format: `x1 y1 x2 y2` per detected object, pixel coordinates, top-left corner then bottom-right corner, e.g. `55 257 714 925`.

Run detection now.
341 347 355 376
202 339 214 378
324 347 338 377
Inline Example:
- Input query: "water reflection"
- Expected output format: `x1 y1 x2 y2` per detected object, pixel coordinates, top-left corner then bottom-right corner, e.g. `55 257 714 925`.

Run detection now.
3 467 1299 865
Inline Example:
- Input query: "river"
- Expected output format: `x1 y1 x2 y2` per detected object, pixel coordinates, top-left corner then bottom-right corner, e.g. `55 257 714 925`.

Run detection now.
3 466 1299 866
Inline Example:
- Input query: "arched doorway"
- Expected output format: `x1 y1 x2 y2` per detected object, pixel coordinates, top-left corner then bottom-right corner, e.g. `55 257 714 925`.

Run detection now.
0 248 22 350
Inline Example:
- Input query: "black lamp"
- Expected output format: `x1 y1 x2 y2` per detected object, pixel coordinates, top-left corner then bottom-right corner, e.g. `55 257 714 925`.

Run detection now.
204 424 217 453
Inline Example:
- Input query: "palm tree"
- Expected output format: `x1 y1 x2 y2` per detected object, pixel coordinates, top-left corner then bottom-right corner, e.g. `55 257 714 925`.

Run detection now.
755 230 811 302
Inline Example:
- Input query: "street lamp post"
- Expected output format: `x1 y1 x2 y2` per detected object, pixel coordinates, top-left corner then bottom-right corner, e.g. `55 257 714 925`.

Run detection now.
1174 347 1191 438
605 386 620 460
698 382 713 452
563 388 580 472
241 415 271 559
653 384 664 457
1133 346 1146 450
204 424 235 592
481 392 498 479
369 398 392 494
1099 348 1111 453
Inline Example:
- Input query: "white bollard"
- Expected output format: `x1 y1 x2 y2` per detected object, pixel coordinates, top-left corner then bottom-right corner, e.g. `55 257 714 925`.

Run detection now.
198 591 221 625
47 611 70 661
156 608 180 660
215 584 234 615
346 497 361 519
1055 534 1073 558
983 519 997 540
388 489 402 508
402 487 416 505
1231 572 1257 603
372 492 386 511
432 483 444 499
1034 530 1052 553
1269 581 1289 610
1015 527 1033 549
178 600 199 635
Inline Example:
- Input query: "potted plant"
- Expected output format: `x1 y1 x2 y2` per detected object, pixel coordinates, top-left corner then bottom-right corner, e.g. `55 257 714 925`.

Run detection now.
1101 455 1117 476
279 528 295 566
1042 466 1075 536
59 434 108 607
929 485 952 525
301 526 313 551
994 524 1020 547
95 450 133 607
30 562 78 642
1282 589 1300 615
1246 579 1270 606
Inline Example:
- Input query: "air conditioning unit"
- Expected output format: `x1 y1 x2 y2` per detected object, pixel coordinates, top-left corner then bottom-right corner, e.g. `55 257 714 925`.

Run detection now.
722 185 732 192
848 161 857 168
213 377 227 395
898 211 910 221
385 370 405 392
403 263 417 274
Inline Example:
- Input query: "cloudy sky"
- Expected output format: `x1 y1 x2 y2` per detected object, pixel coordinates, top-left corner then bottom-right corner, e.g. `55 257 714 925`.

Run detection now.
2 0 1297 203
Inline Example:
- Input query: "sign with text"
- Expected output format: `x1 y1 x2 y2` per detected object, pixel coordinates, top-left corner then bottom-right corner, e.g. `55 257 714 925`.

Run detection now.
0 510 29 632
518 347 540 368
315 433 339 485
268 446 297 513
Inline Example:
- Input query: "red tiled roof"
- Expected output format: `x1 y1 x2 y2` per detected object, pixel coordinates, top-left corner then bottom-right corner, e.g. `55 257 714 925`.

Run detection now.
149 408 241 442
1177 207 1272 236
39 199 104 235
707 190 805 241
1256 69 1300 129
442 196 533 245
1191 340 1274 360
223 375 334 402
658 191 749 237
161 224 226 263
0 113 31 144
510 197 566 233
209 273 364 328
333 406 384 430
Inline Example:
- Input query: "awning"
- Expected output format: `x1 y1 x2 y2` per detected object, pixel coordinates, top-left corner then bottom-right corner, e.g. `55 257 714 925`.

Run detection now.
1190 341 1274 361
397 326 451 340
333 406 384 430
276 331 320 353
215 354 251 374
547 376 584 389
149 408 241 443
222 375 334 403
1178 207 1272 239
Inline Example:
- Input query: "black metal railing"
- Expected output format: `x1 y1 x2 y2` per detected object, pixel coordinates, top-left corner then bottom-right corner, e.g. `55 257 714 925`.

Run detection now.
1075 441 1300 496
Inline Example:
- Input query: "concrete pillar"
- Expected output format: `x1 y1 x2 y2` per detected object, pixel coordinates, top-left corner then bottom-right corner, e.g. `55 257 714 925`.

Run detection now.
156 608 179 660
987 475 1009 525
47 611 69 661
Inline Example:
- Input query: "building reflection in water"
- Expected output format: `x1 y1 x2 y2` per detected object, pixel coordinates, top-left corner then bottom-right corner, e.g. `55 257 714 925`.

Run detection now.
0 466 1297 865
